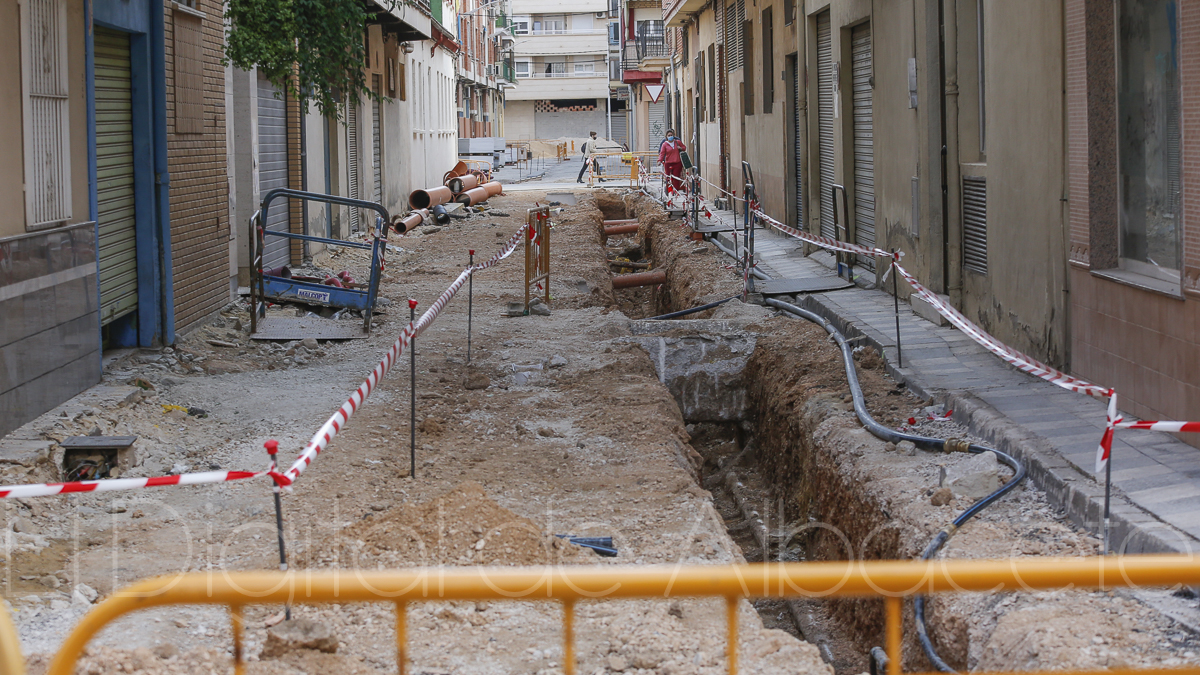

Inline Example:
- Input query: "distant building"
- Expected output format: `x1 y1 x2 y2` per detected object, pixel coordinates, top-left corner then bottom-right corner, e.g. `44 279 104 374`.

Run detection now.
504 0 622 143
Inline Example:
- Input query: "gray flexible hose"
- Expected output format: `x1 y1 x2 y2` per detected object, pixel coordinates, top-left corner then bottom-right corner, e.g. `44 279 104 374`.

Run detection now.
765 297 1026 673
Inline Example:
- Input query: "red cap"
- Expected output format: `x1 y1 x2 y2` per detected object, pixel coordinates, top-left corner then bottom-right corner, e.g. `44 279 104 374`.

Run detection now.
264 439 279 456
408 299 418 309
469 249 475 255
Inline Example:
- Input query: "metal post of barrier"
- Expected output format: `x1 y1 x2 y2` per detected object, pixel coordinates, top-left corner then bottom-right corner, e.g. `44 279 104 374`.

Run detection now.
886 596 902 675
263 440 291 621
563 599 577 675
395 601 409 675
524 207 551 313
409 299 418 479
467 250 475 364
726 596 739 675
230 603 245 674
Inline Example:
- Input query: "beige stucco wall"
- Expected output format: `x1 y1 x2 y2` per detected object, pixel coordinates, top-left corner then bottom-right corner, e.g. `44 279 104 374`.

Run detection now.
958 0 1068 364
0 1 91 239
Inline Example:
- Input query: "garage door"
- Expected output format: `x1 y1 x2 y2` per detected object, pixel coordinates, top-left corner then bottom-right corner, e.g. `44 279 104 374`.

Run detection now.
258 72 290 269
816 11 835 240
94 27 138 326
347 94 362 232
791 55 804 227
851 22 875 267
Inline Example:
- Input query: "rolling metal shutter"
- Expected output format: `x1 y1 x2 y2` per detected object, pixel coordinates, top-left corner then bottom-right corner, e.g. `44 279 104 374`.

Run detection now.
647 100 666 155
816 11 835 240
257 72 290 269
372 74 383 217
611 110 628 146
346 96 362 232
94 28 138 326
851 23 875 267
792 57 803 227
962 176 987 274
725 1 740 71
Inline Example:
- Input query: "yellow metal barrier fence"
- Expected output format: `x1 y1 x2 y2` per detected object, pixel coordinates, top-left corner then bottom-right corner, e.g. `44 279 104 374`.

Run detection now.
0 600 23 675
34 556 1200 675
587 152 659 186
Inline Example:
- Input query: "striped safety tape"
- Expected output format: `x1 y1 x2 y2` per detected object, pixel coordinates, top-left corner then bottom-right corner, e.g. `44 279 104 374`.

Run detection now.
277 225 526 487
0 226 527 499
890 264 1110 398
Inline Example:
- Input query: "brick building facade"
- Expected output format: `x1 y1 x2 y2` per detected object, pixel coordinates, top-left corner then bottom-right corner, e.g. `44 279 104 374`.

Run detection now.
1066 0 1200 439
164 0 231 334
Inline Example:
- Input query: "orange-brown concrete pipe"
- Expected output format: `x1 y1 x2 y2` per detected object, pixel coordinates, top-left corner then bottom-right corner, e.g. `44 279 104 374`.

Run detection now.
611 270 666 289
410 186 453 210
603 219 639 225
456 186 490 206
446 174 480 194
481 181 503 197
393 209 429 234
604 223 640 236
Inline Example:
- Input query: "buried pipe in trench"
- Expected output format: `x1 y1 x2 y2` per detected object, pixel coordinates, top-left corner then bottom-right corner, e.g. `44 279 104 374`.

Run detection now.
604 223 641 236
612 269 666 289
644 295 739 320
763 297 1027 673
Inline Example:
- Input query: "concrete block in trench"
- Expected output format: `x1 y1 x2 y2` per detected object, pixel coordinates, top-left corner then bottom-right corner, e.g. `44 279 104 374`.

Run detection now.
624 326 755 423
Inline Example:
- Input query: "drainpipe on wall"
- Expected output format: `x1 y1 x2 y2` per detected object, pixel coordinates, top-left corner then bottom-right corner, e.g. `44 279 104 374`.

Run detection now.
152 0 174 346
942 0 963 307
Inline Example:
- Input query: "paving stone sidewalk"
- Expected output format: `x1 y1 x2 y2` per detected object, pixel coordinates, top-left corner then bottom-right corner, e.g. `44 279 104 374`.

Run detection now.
710 214 1200 554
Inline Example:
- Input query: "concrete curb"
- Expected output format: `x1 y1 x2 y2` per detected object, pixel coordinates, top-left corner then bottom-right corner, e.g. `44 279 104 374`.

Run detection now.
780 289 1199 555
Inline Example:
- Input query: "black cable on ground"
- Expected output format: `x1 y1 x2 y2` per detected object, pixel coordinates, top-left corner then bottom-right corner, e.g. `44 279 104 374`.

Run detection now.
644 295 739 320
764 297 1027 673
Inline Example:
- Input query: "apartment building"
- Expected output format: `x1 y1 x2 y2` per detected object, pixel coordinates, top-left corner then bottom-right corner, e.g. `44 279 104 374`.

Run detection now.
455 0 510 143
504 0 617 142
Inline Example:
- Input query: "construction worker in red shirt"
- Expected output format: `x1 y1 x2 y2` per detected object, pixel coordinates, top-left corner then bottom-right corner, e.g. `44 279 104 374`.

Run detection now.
658 129 686 192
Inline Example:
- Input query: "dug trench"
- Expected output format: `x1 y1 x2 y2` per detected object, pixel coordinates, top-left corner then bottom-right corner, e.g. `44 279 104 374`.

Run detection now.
4 187 1197 674
600 190 1200 673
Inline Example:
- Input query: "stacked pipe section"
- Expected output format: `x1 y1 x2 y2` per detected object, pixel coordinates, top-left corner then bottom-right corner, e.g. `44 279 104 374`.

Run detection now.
395 164 505 236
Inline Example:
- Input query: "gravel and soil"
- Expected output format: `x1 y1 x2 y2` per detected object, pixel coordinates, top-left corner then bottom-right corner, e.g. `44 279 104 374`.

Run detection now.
4 182 1198 674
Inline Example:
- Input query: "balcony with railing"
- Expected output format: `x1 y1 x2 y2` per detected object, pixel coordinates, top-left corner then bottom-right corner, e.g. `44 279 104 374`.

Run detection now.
620 31 669 74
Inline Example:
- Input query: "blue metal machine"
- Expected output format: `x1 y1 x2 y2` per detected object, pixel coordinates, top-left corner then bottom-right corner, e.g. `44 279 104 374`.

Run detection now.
249 189 390 337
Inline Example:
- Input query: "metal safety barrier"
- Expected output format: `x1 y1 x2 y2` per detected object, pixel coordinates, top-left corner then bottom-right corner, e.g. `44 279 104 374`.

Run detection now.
524 205 551 313
587 151 659 187
0 600 23 675
35 556 1200 675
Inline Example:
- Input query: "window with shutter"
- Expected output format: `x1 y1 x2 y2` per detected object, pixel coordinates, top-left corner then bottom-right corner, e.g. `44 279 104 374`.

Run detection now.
21 0 73 230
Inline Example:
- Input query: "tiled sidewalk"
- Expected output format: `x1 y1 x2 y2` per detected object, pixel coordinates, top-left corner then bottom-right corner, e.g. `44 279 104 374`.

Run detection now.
709 214 1200 554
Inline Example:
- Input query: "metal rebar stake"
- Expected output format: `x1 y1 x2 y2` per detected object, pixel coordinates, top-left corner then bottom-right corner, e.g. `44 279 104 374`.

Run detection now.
467 250 475 364
264 440 290 621
1103 454 1112 554
892 251 903 369
408 299 418 479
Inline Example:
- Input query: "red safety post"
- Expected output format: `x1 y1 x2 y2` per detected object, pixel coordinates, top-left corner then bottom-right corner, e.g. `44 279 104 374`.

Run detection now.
264 439 291 621
468 250 475 364
408 299 418 479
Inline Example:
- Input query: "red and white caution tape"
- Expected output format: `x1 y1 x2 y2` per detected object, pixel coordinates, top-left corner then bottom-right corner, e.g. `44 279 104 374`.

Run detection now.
890 264 1111 399
276 225 525 487
753 209 893 260
0 470 265 499
0 226 526 499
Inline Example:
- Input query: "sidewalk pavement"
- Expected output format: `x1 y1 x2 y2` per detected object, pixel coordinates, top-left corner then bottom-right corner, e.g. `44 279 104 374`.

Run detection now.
709 213 1200 555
